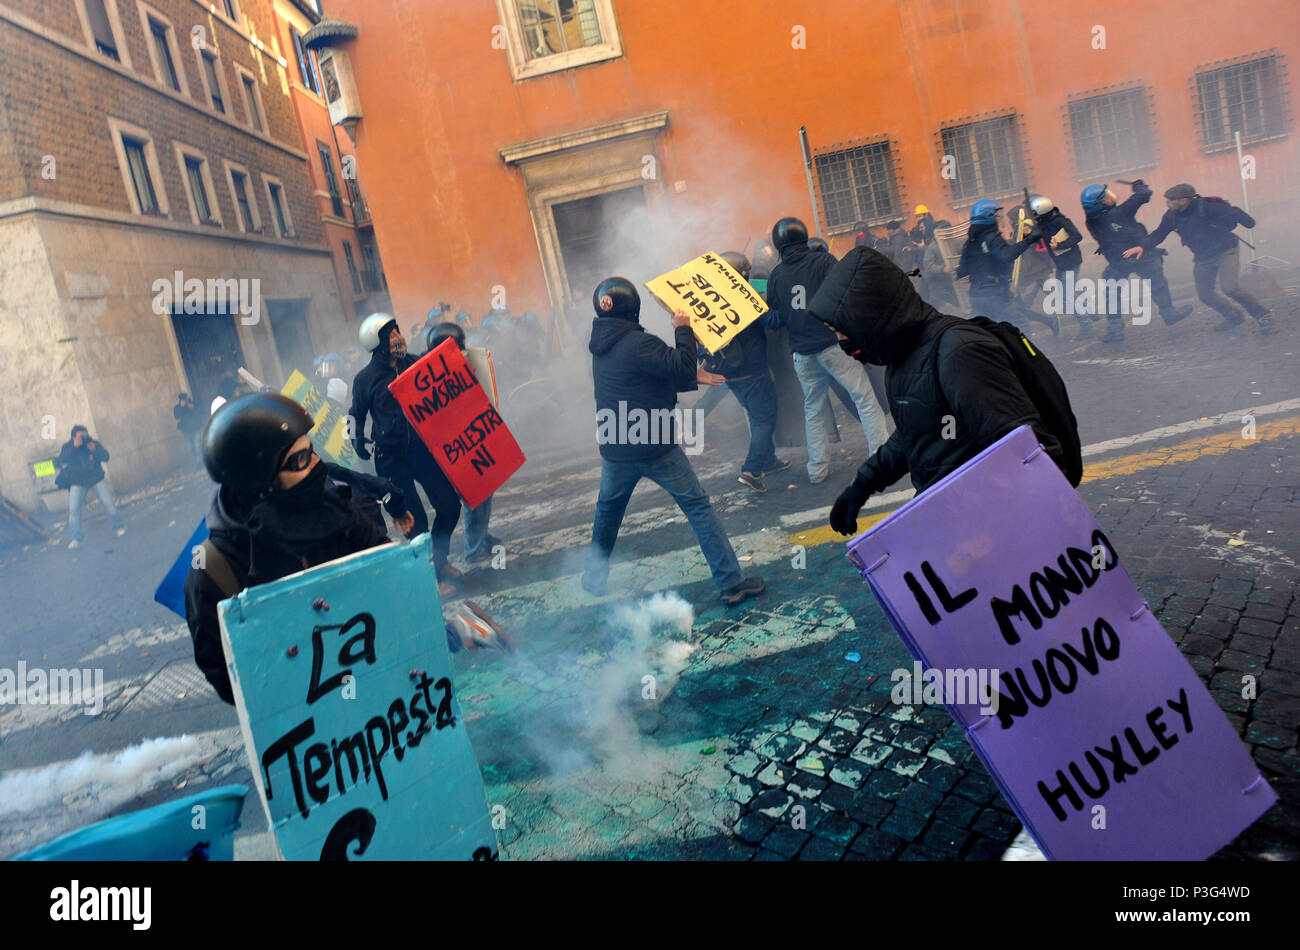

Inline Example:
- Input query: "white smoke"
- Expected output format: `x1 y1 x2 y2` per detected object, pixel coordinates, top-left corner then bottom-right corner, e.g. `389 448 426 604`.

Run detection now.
0 736 206 824
513 591 697 781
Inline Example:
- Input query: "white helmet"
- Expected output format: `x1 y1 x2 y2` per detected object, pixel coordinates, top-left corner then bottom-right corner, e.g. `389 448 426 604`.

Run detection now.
1029 195 1055 216
359 312 397 352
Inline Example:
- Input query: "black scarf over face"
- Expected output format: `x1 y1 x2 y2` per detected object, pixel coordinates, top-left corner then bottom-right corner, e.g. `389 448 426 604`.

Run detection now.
244 463 380 580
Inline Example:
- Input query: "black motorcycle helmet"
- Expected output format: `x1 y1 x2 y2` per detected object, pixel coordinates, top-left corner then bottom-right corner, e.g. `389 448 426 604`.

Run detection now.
593 277 640 320
772 217 809 252
426 322 467 352
807 236 830 253
719 251 751 279
202 392 315 494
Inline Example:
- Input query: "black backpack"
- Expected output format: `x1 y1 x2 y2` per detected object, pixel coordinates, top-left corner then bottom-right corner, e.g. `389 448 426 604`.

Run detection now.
938 316 1084 486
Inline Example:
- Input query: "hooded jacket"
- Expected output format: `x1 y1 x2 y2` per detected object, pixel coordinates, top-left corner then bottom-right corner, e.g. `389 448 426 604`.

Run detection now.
349 347 423 458
761 244 840 355
184 475 389 703
1144 196 1255 261
700 320 769 379
810 247 1064 495
589 316 698 461
55 437 109 487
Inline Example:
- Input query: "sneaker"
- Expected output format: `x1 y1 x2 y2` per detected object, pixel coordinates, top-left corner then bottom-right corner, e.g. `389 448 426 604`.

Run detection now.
437 580 457 599
485 534 504 548
762 458 792 476
460 600 515 652
721 575 765 606
1162 304 1193 326
67 540 80 550
438 563 465 582
738 471 767 493
115 527 126 537
580 573 608 597
808 471 829 485
1213 317 1245 332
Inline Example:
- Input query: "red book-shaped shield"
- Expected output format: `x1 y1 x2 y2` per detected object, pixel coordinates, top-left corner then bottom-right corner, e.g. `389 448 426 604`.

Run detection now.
388 339 525 509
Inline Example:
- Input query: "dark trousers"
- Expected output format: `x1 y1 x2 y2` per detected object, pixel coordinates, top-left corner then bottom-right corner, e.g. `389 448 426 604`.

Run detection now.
1102 254 1180 324
584 446 743 593
726 374 779 475
375 441 460 567
969 285 1053 335
1193 246 1269 322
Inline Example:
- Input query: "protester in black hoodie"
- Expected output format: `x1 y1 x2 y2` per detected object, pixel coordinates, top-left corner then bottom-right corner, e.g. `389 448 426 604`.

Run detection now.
185 394 507 704
583 277 764 606
809 247 1065 535
56 425 125 548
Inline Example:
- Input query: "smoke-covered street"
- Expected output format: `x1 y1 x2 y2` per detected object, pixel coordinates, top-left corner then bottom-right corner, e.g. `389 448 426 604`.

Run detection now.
2 289 1297 861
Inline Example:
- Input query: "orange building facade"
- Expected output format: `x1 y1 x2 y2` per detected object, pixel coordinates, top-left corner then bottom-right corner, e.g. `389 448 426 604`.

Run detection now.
320 0 1299 345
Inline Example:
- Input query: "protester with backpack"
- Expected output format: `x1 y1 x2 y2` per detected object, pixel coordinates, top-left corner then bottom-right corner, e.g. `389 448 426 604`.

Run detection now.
1127 184 1276 335
808 247 1079 536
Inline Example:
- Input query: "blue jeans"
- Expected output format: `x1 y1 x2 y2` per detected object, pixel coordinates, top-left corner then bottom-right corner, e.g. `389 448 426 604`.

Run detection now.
68 480 124 541
726 374 779 475
584 446 743 593
792 345 890 481
462 494 493 560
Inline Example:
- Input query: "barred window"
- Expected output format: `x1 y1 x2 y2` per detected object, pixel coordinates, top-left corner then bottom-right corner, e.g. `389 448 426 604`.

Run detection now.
940 115 1025 202
1196 55 1287 149
814 141 901 230
1067 87 1155 176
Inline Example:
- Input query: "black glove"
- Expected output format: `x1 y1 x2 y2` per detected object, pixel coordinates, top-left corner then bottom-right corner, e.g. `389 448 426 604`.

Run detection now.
353 440 371 462
830 481 872 536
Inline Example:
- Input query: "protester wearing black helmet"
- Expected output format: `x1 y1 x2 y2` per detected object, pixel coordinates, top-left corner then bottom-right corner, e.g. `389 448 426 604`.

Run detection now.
583 277 764 605
349 312 464 586
185 393 508 705
427 322 505 565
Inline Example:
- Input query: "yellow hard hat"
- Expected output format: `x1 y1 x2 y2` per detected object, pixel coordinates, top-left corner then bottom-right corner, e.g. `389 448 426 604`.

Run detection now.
914 204 929 215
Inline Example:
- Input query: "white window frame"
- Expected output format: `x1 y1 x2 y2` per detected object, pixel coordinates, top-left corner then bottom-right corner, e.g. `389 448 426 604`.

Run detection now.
172 142 223 226
75 0 134 70
214 0 242 29
195 45 234 116
138 4 189 97
262 173 295 238
235 64 268 134
223 160 263 234
107 118 169 216
494 0 622 81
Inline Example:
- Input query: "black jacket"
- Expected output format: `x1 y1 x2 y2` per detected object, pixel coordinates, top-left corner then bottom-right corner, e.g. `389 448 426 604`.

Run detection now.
1085 184 1157 266
762 245 840 354
589 316 697 461
174 404 203 434
810 247 1064 495
956 223 1038 293
701 320 769 379
1035 207 1083 272
1144 196 1255 261
349 349 421 458
184 478 389 704
55 439 109 487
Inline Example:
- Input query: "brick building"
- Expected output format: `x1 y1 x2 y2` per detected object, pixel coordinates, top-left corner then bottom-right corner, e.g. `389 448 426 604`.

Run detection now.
314 0 1299 345
0 0 367 509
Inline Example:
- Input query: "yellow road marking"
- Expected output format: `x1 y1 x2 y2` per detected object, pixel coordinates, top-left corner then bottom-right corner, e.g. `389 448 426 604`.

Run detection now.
787 414 1300 548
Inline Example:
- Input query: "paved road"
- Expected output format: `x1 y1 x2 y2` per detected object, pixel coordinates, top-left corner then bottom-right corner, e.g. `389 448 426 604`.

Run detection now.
1 271 1297 860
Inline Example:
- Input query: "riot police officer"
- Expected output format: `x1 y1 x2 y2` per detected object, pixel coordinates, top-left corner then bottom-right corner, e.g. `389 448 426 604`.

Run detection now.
956 199 1060 337
1029 195 1090 339
1081 180 1192 343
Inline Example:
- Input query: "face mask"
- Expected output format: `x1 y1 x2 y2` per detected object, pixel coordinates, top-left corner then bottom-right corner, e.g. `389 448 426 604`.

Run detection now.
275 459 328 507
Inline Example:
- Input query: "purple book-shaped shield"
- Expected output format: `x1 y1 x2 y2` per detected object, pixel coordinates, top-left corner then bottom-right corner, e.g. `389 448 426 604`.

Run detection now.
845 426 1275 859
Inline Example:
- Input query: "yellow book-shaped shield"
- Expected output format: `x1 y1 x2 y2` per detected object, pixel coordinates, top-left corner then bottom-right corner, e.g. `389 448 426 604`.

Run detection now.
644 251 769 354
